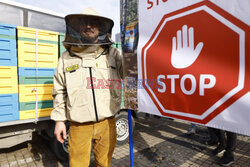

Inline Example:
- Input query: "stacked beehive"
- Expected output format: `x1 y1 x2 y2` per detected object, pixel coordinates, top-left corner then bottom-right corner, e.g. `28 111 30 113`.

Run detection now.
59 33 66 56
112 42 122 51
0 23 19 122
17 26 58 120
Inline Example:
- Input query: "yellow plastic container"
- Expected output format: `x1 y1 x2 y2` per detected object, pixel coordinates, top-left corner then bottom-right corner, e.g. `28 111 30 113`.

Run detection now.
18 40 58 68
18 84 53 102
0 66 18 94
0 75 18 87
0 66 18 77
0 85 18 94
17 26 59 42
19 108 52 119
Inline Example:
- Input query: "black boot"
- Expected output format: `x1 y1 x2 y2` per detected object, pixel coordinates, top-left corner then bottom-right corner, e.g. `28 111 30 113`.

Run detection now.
212 143 226 155
218 131 236 166
218 151 234 166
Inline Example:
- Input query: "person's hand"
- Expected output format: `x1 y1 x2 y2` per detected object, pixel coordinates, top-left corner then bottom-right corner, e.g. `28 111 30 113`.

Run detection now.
54 121 67 144
171 25 204 69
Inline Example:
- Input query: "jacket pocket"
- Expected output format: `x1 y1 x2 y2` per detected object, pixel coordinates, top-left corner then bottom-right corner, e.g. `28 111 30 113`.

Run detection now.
65 68 86 89
108 59 119 80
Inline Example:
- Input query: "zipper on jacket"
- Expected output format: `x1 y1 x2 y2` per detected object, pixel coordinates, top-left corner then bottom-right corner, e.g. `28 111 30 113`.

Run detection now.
89 67 98 122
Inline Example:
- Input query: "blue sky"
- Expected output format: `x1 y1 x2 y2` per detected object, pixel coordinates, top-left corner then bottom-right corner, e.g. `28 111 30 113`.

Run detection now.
12 0 120 38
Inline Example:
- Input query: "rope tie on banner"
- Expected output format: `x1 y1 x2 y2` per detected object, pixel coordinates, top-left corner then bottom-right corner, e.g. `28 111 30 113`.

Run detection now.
34 29 39 124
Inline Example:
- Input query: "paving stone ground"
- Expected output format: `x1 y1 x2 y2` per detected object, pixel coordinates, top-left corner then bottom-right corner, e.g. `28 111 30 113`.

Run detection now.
111 114 250 167
0 113 249 167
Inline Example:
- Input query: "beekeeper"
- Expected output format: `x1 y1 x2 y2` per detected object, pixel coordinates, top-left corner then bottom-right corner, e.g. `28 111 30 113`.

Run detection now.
51 8 123 167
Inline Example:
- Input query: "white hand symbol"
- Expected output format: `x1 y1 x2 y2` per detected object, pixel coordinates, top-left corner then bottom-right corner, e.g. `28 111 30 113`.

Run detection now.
171 25 204 69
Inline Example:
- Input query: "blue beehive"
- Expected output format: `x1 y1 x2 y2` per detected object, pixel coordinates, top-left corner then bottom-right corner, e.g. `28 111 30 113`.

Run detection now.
18 67 56 77
0 93 19 122
0 23 19 122
0 23 17 66
18 67 56 84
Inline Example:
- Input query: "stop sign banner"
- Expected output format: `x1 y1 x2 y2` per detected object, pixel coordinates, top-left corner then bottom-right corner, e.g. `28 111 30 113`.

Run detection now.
138 0 250 135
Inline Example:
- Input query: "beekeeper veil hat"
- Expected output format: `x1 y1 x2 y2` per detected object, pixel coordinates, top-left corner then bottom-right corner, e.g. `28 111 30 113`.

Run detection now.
63 8 114 49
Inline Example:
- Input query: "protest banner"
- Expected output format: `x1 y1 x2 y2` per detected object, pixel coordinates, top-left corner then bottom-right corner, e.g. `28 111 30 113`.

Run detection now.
122 0 250 136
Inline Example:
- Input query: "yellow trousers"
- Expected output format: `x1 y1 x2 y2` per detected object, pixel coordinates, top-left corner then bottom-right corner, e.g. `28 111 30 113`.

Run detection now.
68 117 117 167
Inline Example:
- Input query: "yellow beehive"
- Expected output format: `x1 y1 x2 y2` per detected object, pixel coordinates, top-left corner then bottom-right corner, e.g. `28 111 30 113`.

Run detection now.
18 84 53 102
0 77 18 86
17 26 59 42
18 40 58 68
0 85 18 94
0 66 18 94
19 108 52 119
0 66 18 77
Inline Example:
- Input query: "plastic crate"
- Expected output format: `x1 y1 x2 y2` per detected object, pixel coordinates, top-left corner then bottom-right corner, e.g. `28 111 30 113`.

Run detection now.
112 42 122 51
19 100 53 111
0 74 18 86
18 66 56 84
19 108 52 120
19 76 53 85
0 66 18 94
0 23 17 66
0 93 19 122
18 67 56 76
0 23 16 36
17 40 58 68
17 26 58 42
0 84 18 94
18 84 53 102
0 66 18 76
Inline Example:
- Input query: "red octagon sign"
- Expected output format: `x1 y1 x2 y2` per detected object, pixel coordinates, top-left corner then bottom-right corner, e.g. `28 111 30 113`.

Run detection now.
141 1 250 124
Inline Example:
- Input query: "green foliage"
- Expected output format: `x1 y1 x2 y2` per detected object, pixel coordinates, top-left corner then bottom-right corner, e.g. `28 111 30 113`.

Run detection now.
125 0 138 23
121 0 138 24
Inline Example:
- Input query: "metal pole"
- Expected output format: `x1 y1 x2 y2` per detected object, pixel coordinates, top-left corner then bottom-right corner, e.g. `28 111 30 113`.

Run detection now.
128 109 134 167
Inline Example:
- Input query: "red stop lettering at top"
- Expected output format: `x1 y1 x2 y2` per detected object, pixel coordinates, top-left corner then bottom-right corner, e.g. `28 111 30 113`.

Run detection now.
147 0 168 10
